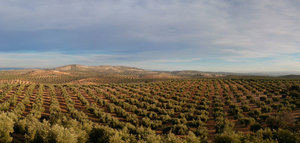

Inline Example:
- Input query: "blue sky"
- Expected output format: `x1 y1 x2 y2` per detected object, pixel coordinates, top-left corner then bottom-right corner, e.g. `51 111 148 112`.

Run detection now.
0 0 299 72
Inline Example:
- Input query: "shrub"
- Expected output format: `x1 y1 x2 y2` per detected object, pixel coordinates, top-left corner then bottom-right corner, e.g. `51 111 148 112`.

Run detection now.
171 124 189 135
194 126 208 142
185 131 201 143
248 109 261 119
261 106 272 113
141 117 152 127
272 97 279 102
89 126 115 143
256 128 274 140
215 119 234 134
265 99 272 104
50 124 78 143
259 114 269 122
246 95 252 99
109 133 124 143
0 112 14 143
241 105 250 112
214 131 243 143
163 133 185 143
135 126 161 143
228 106 240 116
275 129 300 143
234 112 244 120
250 123 262 132
238 117 255 127
266 116 286 130
260 96 267 101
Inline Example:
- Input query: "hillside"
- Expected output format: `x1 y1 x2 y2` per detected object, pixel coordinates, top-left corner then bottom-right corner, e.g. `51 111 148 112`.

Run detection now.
55 64 145 73
0 64 222 84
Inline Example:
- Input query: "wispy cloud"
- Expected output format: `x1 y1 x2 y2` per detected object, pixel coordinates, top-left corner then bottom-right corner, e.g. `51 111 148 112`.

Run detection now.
0 0 299 72
0 52 125 68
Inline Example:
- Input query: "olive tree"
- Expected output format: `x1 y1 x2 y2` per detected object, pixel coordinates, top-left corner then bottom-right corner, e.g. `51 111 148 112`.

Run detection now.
0 112 14 143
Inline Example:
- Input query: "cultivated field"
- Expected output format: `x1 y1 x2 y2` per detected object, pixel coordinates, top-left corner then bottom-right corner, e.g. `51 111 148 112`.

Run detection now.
0 79 299 142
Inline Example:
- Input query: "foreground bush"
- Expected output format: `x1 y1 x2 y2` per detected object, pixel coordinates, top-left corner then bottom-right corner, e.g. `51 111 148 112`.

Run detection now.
50 124 78 143
214 131 243 143
0 112 15 143
275 129 300 143
89 126 116 143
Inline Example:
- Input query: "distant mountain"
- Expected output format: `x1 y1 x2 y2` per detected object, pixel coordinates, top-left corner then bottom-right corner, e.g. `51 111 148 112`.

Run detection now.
228 72 300 76
1 65 298 76
0 67 25 70
170 70 225 77
0 67 42 71
278 75 300 79
0 65 184 84
54 64 147 74
0 64 299 84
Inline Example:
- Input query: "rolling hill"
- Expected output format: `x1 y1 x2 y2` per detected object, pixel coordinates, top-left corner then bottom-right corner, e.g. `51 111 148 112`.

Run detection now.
0 64 223 84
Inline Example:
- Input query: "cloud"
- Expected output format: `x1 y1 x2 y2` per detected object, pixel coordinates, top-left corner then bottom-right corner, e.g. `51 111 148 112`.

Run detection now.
0 0 299 72
0 52 126 68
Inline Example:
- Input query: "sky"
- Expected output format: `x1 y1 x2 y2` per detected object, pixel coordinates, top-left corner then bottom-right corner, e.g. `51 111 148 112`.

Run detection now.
0 0 299 72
